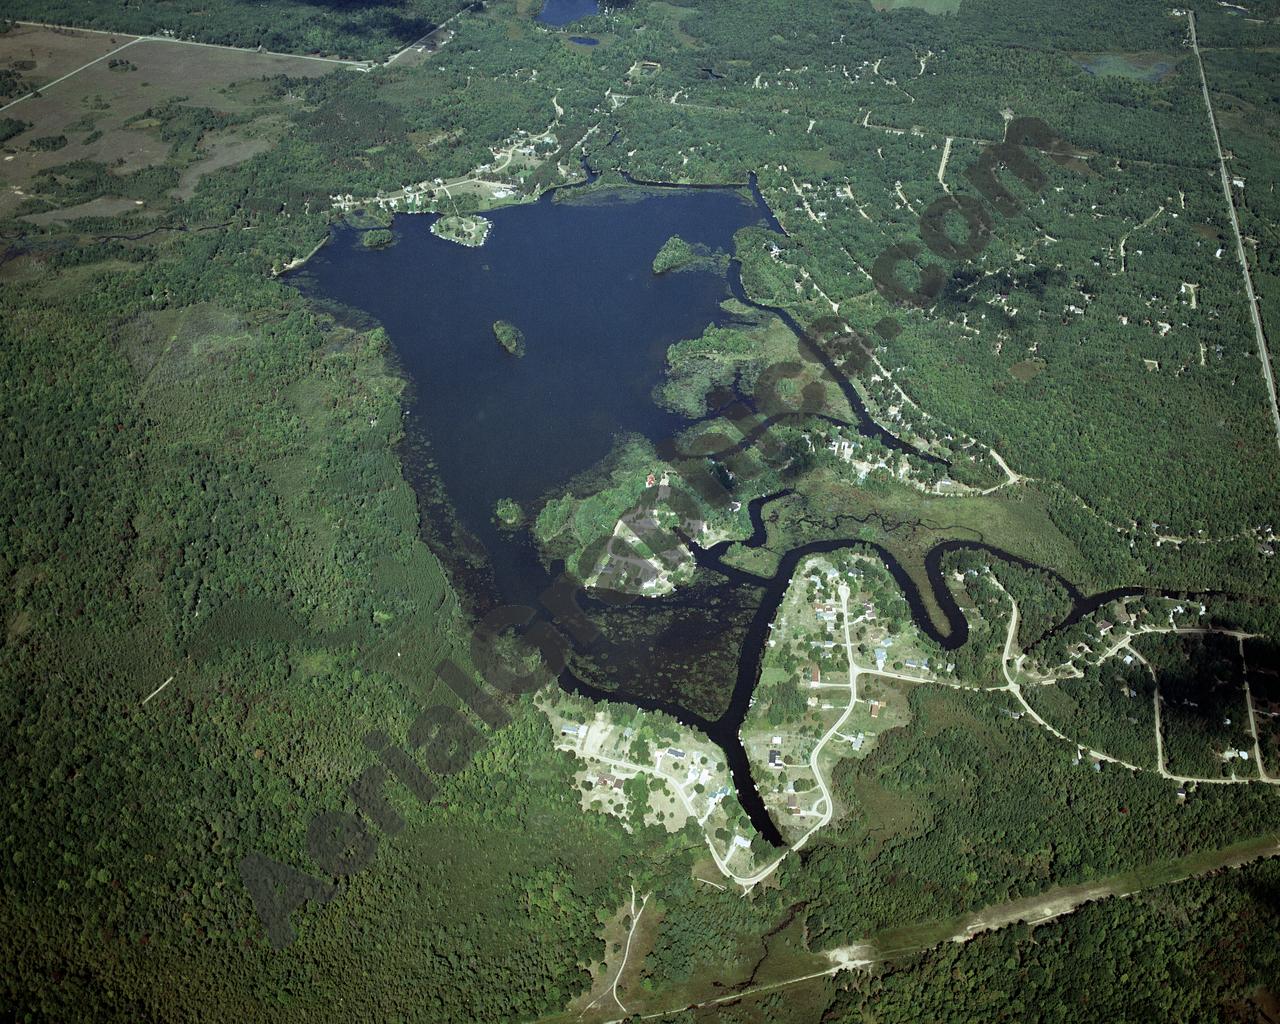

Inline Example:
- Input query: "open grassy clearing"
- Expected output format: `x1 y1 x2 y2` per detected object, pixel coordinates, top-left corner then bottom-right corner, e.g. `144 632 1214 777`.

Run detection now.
0 22 137 102
19 192 146 224
0 26 339 217
1069 50 1183 81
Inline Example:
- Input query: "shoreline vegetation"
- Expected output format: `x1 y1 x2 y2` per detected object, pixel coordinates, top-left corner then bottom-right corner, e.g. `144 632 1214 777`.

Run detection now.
492 319 526 356
361 227 395 249
652 233 729 275
494 497 523 527
273 234 332 277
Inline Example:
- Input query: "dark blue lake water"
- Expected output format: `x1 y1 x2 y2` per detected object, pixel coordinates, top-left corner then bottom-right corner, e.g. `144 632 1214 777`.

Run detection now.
295 186 765 607
536 0 599 26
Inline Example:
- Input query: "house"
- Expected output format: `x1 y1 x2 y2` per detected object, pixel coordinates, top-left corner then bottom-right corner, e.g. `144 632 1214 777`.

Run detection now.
771 735 783 746
875 648 887 670
786 794 799 813
767 749 782 768
1097 620 1114 635
560 724 582 737
849 733 865 751
732 834 752 850
809 665 821 685
667 747 686 760
869 701 883 719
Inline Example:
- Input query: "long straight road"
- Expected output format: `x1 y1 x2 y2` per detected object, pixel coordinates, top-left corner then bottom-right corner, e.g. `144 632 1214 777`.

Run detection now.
1188 12 1280 454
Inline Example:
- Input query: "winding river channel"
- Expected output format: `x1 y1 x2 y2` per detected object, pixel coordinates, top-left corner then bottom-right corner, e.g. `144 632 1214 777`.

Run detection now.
293 173 1163 848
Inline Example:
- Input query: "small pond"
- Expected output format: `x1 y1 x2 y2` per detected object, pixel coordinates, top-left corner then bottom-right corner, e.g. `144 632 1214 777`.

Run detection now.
536 0 599 26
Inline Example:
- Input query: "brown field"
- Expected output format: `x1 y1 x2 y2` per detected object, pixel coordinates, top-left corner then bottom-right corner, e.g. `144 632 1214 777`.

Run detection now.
21 193 148 224
0 23 137 100
1 26 350 217
1009 358 1045 381
171 128 275 199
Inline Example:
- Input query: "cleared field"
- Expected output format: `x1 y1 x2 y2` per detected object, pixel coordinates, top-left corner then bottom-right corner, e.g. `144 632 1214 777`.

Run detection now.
0 27 344 217
170 129 273 199
1071 50 1182 82
0 22 138 104
21 193 147 224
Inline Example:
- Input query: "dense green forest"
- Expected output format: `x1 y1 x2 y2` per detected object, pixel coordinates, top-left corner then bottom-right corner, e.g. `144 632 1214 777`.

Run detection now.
2 0 1278 1018
805 859 1280 1024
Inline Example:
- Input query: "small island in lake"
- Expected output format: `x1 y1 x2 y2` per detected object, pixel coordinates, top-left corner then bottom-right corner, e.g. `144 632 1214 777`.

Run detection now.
494 497 523 528
492 320 526 356
361 228 395 249
432 214 492 247
652 234 728 275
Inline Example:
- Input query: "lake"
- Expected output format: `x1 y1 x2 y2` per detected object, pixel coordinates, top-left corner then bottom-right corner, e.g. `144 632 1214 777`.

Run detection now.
294 185 767 613
536 0 600 26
